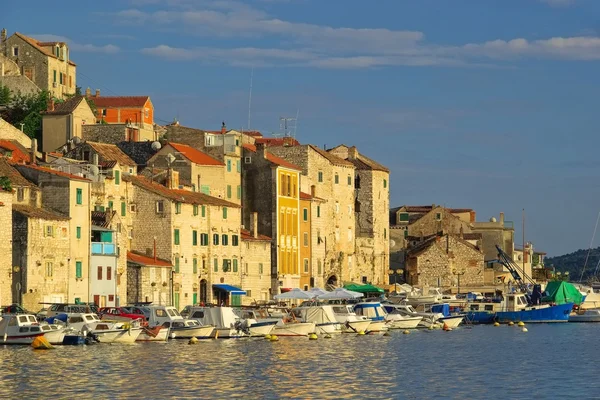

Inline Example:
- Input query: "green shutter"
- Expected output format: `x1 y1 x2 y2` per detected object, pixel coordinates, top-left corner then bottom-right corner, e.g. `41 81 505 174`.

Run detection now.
201 185 210 195
233 259 238 272
76 261 82 278
193 258 198 274
174 229 180 245
76 188 83 205
193 230 198 246
214 258 218 272
76 226 81 239
108 200 113 210
303 208 308 221
213 234 219 245
193 293 198 305
115 170 120 185
236 161 240 173
174 293 180 310
237 185 241 199
223 207 227 219
53 70 57 83
384 179 387 188
175 257 180 273
201 205 206 217
227 160 231 172
193 205 198 216
399 213 409 222
232 235 238 246
222 234 228 246
121 202 126 216
227 185 232 198
317 206 321 218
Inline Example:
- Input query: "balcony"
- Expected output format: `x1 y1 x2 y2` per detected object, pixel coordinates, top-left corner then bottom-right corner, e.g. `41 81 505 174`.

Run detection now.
91 242 116 255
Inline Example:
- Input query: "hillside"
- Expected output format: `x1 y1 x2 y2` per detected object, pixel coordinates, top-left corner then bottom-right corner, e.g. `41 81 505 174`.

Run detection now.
545 247 600 281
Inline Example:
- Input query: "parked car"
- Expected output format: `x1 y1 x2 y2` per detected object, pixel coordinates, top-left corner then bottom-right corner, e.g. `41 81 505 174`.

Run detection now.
98 307 147 321
0 304 30 314
46 303 99 318
121 306 151 320
36 308 48 320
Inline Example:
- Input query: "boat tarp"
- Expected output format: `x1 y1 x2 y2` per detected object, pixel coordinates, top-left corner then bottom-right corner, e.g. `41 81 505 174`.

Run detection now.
298 306 337 324
194 307 239 329
542 281 583 305
343 283 384 294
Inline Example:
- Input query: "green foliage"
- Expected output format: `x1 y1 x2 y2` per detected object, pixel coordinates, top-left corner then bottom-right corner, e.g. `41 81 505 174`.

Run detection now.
545 247 600 281
0 90 51 139
86 98 97 116
0 85 10 106
0 176 12 192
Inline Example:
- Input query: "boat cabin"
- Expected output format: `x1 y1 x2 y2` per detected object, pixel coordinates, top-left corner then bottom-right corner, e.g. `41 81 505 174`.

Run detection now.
138 305 184 327
353 303 387 321
187 307 240 329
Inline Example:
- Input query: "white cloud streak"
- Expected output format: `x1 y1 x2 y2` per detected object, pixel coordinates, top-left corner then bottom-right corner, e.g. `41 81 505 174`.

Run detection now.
31 34 120 54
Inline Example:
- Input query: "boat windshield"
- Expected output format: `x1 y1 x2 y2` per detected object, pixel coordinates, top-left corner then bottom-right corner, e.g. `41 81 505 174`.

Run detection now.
27 316 36 323
167 309 181 317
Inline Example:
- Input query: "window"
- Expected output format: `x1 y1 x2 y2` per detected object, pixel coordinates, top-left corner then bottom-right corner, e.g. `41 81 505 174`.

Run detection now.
222 234 229 246
318 260 322 275
108 200 113 210
76 262 82 278
383 179 387 188
192 230 198 246
201 233 209 246
17 188 24 201
244 156 252 164
76 226 81 239
175 257 180 273
174 229 180 245
404 230 408 238
76 188 83 205
114 170 120 185
347 228 352 241
347 175 352 185
233 259 238 273
362 276 368 284
193 258 198 274
237 185 241 200
130 204 137 213
384 228 387 240
304 259 309 273
303 232 309 247
213 234 219 245
334 173 339 184
223 259 231 272
223 207 228 219
12 47 18 57
121 202 126 217
53 70 57 83
317 205 321 218
259 263 264 274
59 72 63 85
232 235 239 246
399 212 409 222
227 160 231 172
303 208 308 221
156 200 165 213
335 202 340 213
201 185 210 195
236 161 241 173
213 258 218 272
45 225 54 237
227 185 232 199
201 205 206 217
193 205 198 216
175 202 181 214
45 262 53 278
436 213 442 221
107 267 112 281
97 266 103 280
318 171 323 182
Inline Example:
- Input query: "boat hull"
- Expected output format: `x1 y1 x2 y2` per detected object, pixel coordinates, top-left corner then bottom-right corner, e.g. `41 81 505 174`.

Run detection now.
463 311 496 324
248 321 277 337
171 325 214 339
386 316 422 330
43 329 67 345
495 303 573 323
93 327 142 343
366 320 388 333
314 322 342 334
569 310 600 322
137 327 169 342
272 322 316 337
439 316 463 329
342 320 371 333
1 332 44 345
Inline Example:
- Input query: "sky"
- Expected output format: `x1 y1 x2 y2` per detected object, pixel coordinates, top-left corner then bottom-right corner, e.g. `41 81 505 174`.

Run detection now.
3 0 600 256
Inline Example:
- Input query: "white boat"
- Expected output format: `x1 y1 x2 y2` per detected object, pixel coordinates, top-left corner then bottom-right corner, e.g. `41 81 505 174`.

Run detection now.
387 304 440 328
381 304 423 329
39 323 68 344
292 305 342 334
139 305 214 339
92 321 143 344
569 309 600 322
136 326 169 342
272 321 316 337
187 306 247 338
405 287 444 306
0 314 45 344
233 309 278 337
353 303 389 333
330 304 371 333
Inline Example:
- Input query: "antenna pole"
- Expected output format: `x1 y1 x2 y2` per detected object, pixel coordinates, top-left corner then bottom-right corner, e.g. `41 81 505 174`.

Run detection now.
522 208 525 279
247 68 253 130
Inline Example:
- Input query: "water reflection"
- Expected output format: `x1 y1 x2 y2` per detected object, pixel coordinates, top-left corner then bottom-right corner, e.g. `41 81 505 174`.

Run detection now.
1 325 599 398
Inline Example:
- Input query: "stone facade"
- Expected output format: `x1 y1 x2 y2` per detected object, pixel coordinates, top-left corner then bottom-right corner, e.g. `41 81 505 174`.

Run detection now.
0 190 13 306
472 212 515 262
406 234 485 292
12 205 70 311
0 118 32 149
240 226 272 304
42 96 96 153
82 124 141 145
299 195 311 290
0 53 41 96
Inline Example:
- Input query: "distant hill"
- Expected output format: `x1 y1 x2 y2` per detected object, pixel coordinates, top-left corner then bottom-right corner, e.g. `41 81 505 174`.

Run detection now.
545 247 600 281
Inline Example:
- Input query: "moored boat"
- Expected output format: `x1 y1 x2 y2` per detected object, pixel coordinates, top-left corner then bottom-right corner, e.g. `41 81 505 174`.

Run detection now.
569 309 600 322
0 314 45 344
353 303 389 333
271 321 316 337
381 304 423 329
330 304 371 333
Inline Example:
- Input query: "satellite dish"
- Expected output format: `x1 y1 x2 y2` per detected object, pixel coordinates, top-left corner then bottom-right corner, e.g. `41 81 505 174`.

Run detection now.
72 137 82 144
489 217 497 222
389 240 396 248
89 165 99 176
166 153 176 165
151 141 162 151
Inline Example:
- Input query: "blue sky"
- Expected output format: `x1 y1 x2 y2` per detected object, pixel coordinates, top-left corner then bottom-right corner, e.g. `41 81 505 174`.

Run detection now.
3 0 600 256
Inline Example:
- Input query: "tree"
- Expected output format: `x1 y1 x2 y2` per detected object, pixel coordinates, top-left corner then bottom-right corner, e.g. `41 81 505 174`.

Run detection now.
0 90 50 139
0 85 10 106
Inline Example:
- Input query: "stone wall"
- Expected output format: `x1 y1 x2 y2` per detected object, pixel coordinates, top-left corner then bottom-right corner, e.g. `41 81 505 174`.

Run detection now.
83 124 127 144
240 237 272 304
0 117 32 149
0 191 13 305
1 75 40 96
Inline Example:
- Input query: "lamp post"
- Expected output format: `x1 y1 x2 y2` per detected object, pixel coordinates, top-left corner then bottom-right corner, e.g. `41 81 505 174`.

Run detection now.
564 271 570 282
452 268 466 295
556 271 562 281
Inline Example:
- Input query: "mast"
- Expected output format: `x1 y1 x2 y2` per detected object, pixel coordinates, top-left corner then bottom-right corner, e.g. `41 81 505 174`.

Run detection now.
522 209 525 280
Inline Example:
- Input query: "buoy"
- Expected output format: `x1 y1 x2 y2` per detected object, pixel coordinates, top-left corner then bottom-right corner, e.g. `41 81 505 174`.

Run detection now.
309 333 318 340
443 323 452 331
508 321 514 326
357 331 366 335
31 336 54 350
522 327 528 332
264 334 272 340
517 321 525 327
270 335 279 341
403 330 410 334
493 322 500 327
428 325 434 330
324 334 332 339
188 336 198 345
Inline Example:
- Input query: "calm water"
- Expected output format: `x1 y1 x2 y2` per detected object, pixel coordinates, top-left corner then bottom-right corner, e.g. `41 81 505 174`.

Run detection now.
1 324 599 399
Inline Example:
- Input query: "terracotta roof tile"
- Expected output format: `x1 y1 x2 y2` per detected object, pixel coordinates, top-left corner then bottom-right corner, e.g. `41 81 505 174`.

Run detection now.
0 158 34 187
43 96 86 115
127 251 173 267
309 145 354 168
92 96 150 108
17 164 91 181
242 131 263 138
240 228 271 241
86 142 136 167
168 142 224 166
0 140 30 163
13 204 69 221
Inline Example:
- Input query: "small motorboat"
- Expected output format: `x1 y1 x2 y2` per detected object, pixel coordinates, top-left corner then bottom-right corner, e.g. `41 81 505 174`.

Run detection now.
0 314 45 344
381 304 423 329
330 304 371 333
353 303 389 333
92 321 143 344
569 309 600 322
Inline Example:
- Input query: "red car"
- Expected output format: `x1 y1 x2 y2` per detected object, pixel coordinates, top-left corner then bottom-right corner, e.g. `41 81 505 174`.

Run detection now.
98 307 146 322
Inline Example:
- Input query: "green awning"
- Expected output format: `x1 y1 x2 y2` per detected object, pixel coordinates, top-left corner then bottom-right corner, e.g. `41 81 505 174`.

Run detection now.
343 283 384 294
542 281 583 305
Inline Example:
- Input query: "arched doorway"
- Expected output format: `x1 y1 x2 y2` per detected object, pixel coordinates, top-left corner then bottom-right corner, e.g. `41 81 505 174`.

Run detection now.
199 279 208 305
326 275 338 290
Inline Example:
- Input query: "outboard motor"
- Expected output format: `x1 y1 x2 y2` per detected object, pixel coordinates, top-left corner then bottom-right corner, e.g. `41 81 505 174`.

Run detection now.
530 284 543 305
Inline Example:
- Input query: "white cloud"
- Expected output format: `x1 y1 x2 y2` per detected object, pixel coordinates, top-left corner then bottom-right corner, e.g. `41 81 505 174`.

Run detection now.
30 34 120 54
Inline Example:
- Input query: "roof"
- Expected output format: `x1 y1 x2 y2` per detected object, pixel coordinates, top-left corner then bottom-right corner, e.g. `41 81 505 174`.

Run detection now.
396 205 473 214
407 234 482 257
240 228 271 241
86 142 137 167
0 140 30 163
12 204 69 221
462 233 482 241
242 131 263 138
127 251 172 268
243 144 302 171
167 143 224 166
43 96 86 115
348 154 389 173
255 137 300 146
300 191 312 200
309 145 354 168
0 158 34 187
116 141 158 168
91 96 150 109
13 32 77 66
17 164 91 182
126 175 241 208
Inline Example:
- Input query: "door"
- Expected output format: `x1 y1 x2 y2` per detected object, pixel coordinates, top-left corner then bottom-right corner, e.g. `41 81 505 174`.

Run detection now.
100 296 107 308
200 279 207 305
231 295 241 307
93 295 100 307
192 292 198 306
174 293 180 311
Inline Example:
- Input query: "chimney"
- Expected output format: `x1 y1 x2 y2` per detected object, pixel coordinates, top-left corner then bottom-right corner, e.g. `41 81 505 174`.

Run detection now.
85 87 91 98
348 146 358 160
167 169 179 189
499 212 505 225
459 226 464 240
48 98 55 112
95 89 100 98
1 28 6 43
30 139 37 165
283 136 294 147
251 212 258 238
256 142 267 159
221 121 226 134
92 153 99 166
470 211 476 223
310 184 316 198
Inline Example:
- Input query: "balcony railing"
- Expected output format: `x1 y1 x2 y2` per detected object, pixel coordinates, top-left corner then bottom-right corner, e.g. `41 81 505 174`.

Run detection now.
91 242 116 255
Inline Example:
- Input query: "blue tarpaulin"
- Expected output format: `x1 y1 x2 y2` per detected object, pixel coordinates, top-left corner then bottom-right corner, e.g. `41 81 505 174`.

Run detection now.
212 284 246 295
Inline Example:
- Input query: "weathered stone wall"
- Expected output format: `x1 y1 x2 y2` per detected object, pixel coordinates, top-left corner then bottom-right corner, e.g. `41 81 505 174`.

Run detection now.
83 124 127 144
0 117 32 149
1 75 40 96
0 191 13 305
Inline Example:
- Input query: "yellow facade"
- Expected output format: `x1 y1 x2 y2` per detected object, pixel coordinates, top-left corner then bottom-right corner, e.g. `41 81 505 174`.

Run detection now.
277 168 300 287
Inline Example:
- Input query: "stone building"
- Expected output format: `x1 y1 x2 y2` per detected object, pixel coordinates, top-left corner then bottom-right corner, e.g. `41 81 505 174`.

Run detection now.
0 53 41 96
242 143 302 292
15 164 91 304
0 190 12 306
0 158 40 207
41 96 96 153
0 117 32 149
2 30 76 99
240 223 272 304
0 139 32 163
405 234 485 292
89 224 118 308
12 204 70 311
82 124 146 145
126 251 173 305
328 145 390 287
472 212 515 262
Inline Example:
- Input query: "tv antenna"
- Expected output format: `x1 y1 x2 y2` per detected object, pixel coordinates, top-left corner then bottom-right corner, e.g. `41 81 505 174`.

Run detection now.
279 112 299 138
247 68 253 130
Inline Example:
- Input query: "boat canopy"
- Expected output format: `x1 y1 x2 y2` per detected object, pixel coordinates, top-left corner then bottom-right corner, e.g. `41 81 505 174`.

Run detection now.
212 284 246 295
542 281 583 305
343 283 384 294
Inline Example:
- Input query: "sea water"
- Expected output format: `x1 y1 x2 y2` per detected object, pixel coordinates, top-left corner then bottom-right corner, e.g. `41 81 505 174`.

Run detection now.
1 323 598 399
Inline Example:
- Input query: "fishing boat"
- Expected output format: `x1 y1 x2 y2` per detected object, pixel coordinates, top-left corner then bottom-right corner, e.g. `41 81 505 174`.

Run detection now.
187 306 247 338
233 309 278 337
0 314 45 344
381 304 423 329
353 303 389 333
139 305 214 339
